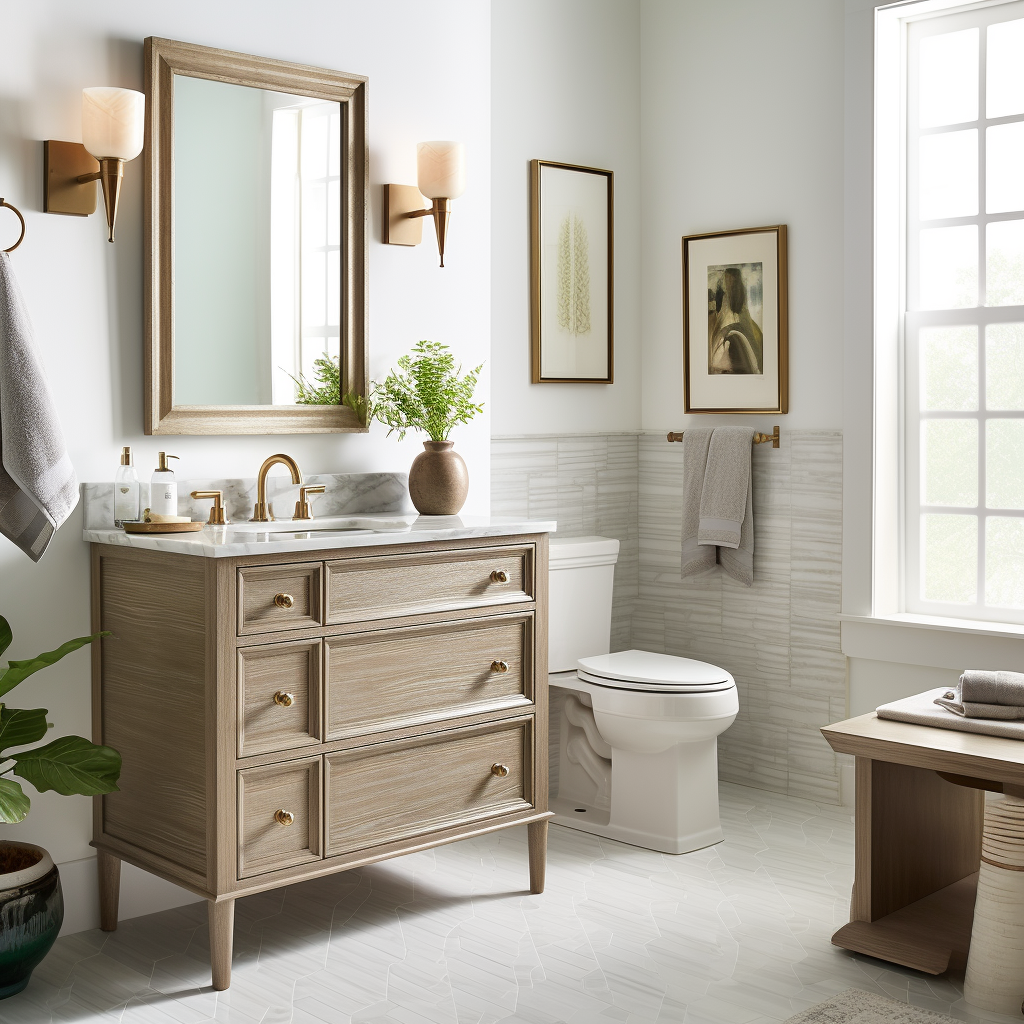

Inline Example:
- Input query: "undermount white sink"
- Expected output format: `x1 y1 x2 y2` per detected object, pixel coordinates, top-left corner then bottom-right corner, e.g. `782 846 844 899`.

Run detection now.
228 515 415 534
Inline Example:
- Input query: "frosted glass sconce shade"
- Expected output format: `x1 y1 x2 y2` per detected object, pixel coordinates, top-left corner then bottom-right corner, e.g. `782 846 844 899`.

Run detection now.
416 141 465 200
82 88 145 160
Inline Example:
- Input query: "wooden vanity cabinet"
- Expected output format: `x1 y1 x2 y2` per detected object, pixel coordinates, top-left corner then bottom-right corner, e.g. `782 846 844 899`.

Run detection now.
89 533 551 989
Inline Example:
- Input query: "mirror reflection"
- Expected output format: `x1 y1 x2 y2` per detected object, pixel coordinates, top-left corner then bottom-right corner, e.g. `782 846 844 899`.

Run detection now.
172 75 342 406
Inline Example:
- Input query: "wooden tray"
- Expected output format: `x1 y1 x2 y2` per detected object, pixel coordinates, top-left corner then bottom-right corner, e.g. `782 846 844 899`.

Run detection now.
123 521 204 534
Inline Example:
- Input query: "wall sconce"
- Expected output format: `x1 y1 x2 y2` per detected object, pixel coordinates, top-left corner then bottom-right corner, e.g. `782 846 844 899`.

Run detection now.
43 88 146 242
383 141 465 267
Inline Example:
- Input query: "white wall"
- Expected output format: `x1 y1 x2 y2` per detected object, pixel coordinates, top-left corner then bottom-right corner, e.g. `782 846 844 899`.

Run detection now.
640 0 846 433
0 0 490 933
490 0 642 436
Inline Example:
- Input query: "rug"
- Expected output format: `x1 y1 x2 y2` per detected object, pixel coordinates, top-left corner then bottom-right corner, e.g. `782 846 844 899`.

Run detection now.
784 989 960 1023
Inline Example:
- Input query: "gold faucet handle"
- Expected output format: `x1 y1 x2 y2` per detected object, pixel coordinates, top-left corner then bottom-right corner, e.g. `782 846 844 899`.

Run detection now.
293 484 326 521
190 490 226 526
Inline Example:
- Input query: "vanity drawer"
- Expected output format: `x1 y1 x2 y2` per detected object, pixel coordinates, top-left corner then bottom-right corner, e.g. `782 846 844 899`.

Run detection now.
237 640 321 758
325 545 533 625
237 563 322 635
324 717 533 857
324 614 533 740
237 756 321 878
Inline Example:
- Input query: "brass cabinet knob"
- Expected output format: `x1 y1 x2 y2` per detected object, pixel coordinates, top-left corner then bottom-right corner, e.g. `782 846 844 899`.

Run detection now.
274 593 294 609
274 809 295 826
491 763 510 777
490 570 509 583
491 660 509 673
273 691 295 707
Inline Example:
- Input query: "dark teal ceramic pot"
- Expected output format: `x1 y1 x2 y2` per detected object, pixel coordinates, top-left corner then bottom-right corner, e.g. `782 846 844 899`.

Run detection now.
0 843 63 998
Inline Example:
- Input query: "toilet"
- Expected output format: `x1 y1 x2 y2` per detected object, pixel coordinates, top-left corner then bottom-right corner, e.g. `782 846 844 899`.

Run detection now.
548 535 739 855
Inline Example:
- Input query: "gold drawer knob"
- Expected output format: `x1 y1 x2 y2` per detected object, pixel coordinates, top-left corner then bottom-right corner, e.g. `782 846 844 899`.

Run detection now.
491 763 510 778
274 809 294 826
490 570 509 584
274 593 294 609
273 691 295 707
491 660 509 673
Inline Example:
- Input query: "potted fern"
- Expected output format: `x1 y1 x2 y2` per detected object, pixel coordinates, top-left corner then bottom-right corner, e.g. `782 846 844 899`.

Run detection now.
372 340 483 515
0 616 120 998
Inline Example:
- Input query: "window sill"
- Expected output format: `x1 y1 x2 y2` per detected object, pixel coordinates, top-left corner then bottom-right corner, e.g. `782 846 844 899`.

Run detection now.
840 613 1024 671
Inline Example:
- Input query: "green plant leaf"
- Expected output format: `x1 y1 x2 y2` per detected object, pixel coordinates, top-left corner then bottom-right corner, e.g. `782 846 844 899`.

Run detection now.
0 617 11 660
0 706 48 756
0 632 109 698
0 778 30 823
12 736 121 797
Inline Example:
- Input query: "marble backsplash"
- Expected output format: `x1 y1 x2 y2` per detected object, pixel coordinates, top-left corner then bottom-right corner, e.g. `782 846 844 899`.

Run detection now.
492 429 848 805
83 472 411 529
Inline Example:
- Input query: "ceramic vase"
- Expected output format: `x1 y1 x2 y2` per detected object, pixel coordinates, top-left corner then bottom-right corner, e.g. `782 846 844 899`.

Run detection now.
0 842 64 998
408 441 469 515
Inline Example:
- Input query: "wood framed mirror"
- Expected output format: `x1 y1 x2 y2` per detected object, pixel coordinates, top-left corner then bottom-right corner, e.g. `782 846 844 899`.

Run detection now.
143 37 367 434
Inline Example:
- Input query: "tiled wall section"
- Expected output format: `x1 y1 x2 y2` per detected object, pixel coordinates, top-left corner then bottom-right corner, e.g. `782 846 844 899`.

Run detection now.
634 430 846 804
491 434 640 651
492 430 847 804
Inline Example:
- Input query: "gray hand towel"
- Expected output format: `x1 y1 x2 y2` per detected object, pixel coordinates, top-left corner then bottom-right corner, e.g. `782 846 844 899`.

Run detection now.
959 669 1024 707
934 696 1024 720
698 427 755 550
680 428 716 579
0 253 78 561
878 688 1024 741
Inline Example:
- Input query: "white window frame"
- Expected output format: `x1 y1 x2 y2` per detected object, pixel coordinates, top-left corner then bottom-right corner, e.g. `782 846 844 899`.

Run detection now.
875 0 1024 626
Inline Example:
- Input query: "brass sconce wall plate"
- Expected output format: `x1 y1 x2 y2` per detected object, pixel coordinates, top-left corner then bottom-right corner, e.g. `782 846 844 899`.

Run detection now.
382 184 427 246
43 141 99 216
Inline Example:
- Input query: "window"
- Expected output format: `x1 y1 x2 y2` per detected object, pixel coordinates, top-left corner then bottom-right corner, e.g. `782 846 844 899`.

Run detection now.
903 1 1024 623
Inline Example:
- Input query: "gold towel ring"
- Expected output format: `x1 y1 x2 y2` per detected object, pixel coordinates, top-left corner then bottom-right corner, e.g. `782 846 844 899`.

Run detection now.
0 199 26 254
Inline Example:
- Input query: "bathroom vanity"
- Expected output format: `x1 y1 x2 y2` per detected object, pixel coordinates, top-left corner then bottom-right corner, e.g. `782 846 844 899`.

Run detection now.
85 515 554 989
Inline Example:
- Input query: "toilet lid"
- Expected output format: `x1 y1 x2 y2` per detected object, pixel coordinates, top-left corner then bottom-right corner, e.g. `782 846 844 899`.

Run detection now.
576 650 735 693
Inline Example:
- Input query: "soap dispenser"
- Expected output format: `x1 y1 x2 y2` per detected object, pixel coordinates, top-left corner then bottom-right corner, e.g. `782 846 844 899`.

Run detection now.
113 446 140 526
150 453 180 516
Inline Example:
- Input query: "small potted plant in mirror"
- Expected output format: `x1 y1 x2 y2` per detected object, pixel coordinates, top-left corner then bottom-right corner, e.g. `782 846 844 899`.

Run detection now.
0 616 120 998
371 340 483 516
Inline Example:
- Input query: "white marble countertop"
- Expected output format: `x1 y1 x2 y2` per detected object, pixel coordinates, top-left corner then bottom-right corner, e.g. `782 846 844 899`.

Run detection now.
83 514 557 558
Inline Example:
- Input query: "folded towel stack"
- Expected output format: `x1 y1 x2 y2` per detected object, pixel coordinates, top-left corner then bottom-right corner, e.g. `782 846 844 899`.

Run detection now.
934 670 1024 720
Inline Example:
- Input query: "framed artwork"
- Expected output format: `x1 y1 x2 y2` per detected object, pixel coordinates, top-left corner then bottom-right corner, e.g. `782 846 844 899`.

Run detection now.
682 224 788 414
530 159 613 383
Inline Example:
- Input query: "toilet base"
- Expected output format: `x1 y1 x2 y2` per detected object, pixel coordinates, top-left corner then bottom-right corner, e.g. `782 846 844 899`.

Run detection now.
549 796 724 855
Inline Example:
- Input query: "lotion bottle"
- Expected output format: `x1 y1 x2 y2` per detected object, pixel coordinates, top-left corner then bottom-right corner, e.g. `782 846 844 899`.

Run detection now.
113 446 140 526
150 453 180 516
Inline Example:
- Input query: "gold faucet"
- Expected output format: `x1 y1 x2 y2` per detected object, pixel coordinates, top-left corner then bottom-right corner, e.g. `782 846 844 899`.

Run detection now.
251 454 302 522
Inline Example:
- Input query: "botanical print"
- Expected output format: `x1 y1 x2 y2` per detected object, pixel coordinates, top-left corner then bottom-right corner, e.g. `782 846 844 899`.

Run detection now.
707 262 763 375
557 214 591 337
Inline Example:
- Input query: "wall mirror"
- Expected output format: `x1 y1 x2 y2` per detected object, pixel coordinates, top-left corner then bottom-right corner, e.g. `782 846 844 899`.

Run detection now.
143 37 367 434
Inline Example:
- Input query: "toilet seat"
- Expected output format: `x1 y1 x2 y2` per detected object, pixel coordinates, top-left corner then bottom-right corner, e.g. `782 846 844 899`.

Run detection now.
577 649 735 694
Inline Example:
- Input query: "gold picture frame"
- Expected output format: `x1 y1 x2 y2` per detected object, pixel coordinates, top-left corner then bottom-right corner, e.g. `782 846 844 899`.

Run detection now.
682 224 788 414
530 159 614 384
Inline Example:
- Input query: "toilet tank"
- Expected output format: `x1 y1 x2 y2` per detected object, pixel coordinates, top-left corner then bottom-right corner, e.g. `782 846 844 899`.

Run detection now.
548 536 620 672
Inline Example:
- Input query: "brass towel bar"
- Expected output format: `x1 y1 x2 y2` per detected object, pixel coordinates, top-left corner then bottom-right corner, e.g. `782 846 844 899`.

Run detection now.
0 199 25 254
667 425 781 449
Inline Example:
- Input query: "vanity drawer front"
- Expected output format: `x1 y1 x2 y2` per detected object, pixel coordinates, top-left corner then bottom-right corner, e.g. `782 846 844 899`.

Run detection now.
324 614 533 740
237 563 322 635
237 756 322 878
238 639 322 758
324 718 533 857
325 545 532 624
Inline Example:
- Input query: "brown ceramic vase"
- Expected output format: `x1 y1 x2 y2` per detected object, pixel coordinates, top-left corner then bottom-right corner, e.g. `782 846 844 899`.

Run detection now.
408 441 469 515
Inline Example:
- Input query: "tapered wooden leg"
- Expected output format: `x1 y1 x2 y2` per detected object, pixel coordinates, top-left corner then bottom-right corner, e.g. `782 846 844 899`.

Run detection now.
97 849 121 932
528 820 548 894
208 898 235 991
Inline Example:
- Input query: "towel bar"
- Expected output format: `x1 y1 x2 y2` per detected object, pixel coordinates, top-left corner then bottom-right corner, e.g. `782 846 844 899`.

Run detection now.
667 425 780 449
0 199 26 253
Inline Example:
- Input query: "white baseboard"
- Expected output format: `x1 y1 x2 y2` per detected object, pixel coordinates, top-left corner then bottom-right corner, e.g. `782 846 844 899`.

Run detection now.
56 855 202 936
